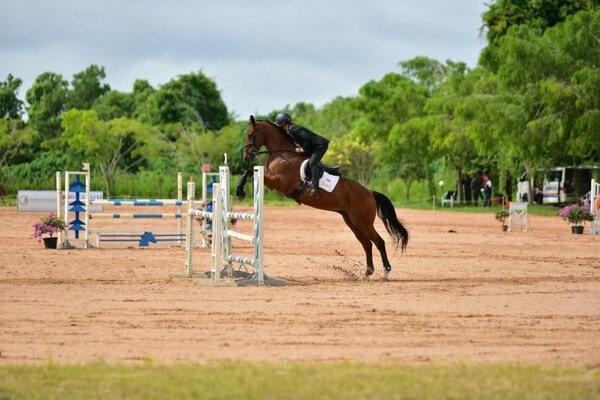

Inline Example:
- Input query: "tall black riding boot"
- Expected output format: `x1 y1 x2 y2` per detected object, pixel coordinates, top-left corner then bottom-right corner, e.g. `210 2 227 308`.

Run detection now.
310 165 320 198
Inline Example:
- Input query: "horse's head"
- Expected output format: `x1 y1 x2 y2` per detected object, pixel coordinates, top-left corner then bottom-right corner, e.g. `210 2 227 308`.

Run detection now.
243 115 262 163
243 115 297 163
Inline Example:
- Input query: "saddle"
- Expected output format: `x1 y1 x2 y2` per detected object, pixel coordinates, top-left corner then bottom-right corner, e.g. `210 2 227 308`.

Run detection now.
302 162 341 180
289 161 341 204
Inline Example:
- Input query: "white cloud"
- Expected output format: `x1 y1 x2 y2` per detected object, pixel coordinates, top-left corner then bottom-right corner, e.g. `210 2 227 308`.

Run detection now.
0 0 488 118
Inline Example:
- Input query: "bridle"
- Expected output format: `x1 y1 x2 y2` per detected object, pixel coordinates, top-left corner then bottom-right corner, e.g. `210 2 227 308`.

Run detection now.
243 125 260 162
244 123 296 161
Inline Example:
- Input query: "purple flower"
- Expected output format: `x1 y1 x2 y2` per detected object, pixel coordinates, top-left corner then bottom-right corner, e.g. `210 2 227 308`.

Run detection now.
33 212 67 242
559 203 594 225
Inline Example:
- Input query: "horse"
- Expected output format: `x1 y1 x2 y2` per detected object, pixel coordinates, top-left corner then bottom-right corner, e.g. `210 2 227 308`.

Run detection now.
236 115 409 279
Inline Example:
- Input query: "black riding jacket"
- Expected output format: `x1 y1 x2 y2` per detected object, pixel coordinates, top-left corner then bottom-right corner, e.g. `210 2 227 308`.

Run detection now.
287 124 329 155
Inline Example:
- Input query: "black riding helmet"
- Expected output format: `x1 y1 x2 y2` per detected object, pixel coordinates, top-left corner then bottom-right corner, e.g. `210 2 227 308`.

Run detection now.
275 112 292 126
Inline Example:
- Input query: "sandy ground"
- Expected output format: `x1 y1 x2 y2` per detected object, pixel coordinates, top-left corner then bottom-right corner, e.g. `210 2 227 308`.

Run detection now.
0 203 599 366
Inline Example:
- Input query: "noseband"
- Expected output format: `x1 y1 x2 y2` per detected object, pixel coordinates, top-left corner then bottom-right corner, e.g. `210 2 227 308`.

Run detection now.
244 126 260 161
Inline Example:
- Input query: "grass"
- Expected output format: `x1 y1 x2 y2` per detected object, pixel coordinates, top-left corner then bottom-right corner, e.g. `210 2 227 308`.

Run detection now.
0 362 598 399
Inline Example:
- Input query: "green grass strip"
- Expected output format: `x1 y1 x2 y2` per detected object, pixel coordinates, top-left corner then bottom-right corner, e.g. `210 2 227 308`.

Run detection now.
0 362 598 399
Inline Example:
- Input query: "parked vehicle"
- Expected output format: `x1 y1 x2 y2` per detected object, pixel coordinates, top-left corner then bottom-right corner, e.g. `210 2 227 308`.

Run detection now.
516 166 600 204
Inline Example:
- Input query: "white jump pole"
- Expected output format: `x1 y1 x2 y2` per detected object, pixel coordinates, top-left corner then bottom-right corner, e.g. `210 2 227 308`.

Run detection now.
175 165 283 286
62 163 91 249
170 179 216 278
591 179 599 235
56 171 62 249
177 172 183 244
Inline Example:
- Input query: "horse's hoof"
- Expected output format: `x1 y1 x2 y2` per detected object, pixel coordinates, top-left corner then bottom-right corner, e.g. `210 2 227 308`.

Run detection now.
382 270 390 281
236 189 246 201
365 266 374 277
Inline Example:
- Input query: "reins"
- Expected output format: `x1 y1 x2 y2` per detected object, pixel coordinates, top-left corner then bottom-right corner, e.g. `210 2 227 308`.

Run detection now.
256 149 296 155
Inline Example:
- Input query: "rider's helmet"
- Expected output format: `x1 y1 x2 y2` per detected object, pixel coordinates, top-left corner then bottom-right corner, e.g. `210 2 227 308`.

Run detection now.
275 112 292 126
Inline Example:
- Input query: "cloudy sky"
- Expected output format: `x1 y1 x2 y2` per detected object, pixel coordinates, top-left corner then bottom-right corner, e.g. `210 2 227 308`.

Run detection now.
1 0 488 119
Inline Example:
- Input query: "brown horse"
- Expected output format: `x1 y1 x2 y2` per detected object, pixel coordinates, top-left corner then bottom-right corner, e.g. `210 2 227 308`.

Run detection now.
237 115 409 279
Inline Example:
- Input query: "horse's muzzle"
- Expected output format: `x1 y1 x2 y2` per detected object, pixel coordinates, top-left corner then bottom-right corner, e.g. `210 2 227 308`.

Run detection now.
243 147 257 163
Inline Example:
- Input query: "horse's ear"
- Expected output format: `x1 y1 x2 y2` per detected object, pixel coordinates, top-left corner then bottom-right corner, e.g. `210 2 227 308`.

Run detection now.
249 115 256 126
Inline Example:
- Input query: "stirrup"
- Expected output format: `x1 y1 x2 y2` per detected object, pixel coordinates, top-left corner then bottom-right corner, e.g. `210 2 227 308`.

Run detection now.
310 187 320 198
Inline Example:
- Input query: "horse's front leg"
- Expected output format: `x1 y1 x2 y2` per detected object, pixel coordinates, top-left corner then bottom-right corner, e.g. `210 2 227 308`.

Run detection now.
236 169 253 200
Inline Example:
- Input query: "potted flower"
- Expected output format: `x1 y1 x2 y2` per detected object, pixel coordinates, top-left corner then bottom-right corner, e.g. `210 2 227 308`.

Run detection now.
559 203 594 234
33 211 66 248
495 210 510 231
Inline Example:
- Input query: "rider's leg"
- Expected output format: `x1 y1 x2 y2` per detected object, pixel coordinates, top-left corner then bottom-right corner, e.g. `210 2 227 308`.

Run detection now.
309 145 327 197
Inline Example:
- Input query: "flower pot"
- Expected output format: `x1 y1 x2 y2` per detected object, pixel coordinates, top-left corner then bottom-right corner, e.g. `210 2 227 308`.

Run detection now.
571 225 584 234
43 237 58 249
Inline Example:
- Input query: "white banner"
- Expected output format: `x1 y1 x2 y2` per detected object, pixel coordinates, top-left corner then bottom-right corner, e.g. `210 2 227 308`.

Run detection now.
17 190 104 212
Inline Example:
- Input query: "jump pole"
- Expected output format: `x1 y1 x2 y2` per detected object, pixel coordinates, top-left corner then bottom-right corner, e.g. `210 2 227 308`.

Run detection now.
85 172 203 248
61 163 91 249
56 171 63 249
591 179 600 235
195 165 284 286
169 179 217 278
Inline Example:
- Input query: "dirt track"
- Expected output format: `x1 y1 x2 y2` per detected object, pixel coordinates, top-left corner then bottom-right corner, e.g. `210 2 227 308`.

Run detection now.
0 205 599 365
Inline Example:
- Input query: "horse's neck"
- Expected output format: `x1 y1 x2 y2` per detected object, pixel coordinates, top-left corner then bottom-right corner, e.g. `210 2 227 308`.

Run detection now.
262 125 296 152
261 125 305 168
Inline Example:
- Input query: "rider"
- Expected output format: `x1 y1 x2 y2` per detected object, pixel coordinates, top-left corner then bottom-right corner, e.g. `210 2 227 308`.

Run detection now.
275 112 329 198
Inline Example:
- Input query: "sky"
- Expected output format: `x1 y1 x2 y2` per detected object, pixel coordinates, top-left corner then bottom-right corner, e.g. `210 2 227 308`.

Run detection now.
0 0 489 119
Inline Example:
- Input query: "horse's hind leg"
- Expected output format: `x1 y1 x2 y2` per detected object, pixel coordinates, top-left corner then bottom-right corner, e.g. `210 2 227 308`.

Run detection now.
339 212 375 277
356 224 392 280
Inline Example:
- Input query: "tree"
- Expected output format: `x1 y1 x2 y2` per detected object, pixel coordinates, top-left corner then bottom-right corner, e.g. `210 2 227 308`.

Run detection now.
355 72 428 142
0 119 37 174
92 90 135 120
140 71 229 133
131 79 156 119
399 56 449 90
481 0 594 45
420 61 481 202
25 72 69 146
172 122 237 172
68 65 111 110
311 96 361 139
0 74 25 119
326 134 378 185
383 117 439 201
62 109 171 197
488 9 600 170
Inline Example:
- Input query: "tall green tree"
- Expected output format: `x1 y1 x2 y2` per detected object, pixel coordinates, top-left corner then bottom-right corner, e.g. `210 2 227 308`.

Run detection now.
0 119 36 175
139 71 229 133
311 96 361 139
355 72 428 141
463 9 600 201
481 0 594 45
171 122 237 172
131 79 156 120
353 69 429 189
25 72 69 147
62 109 171 197
327 134 378 185
92 90 135 120
400 56 449 90
68 65 111 110
0 74 25 119
491 9 600 167
382 117 436 201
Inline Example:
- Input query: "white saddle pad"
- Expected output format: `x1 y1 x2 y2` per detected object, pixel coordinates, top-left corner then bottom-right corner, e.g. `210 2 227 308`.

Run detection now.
299 159 340 193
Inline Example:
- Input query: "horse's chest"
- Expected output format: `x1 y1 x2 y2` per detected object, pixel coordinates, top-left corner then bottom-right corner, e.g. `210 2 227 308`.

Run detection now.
265 166 302 195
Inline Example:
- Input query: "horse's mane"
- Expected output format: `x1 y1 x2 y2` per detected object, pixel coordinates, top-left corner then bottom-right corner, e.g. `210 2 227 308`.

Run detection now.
256 119 296 146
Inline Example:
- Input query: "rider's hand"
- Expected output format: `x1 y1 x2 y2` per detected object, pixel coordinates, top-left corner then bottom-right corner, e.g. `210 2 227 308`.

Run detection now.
295 147 304 153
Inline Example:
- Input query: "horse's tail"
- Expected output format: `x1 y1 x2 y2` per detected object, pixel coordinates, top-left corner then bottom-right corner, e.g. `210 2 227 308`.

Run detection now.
373 191 409 253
